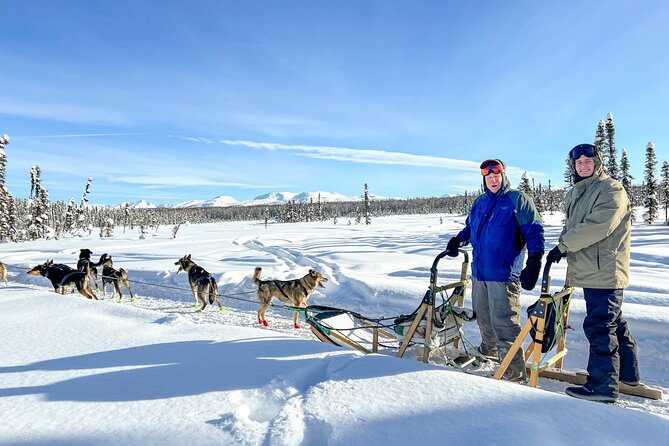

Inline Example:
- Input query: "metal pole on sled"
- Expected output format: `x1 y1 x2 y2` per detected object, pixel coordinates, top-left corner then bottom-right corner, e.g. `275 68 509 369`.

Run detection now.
396 249 469 363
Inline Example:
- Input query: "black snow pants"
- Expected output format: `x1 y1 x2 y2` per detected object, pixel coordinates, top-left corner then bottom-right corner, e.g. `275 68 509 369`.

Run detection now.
582 288 640 397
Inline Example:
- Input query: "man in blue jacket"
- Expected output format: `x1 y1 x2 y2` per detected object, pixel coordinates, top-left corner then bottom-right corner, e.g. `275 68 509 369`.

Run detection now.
446 159 545 382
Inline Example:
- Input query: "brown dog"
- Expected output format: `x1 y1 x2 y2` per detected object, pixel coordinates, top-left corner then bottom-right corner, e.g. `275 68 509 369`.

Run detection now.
99 254 134 301
253 267 328 328
0 260 7 285
174 254 221 311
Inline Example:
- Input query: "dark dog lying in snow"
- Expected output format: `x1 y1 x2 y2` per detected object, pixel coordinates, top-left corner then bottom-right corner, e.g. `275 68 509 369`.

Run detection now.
27 260 97 299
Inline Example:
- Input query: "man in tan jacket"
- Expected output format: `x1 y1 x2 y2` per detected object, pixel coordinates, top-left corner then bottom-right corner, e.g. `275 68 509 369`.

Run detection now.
546 143 640 403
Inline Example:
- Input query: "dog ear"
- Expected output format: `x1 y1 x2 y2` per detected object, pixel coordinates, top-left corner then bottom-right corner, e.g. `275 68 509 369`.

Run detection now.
187 254 191 260
309 269 315 275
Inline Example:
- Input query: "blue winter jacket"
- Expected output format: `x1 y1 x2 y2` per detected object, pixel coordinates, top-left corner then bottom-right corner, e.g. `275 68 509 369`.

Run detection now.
457 180 544 282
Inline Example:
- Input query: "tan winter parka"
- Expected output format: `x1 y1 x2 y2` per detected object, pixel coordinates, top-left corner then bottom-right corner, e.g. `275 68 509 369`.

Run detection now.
557 161 631 289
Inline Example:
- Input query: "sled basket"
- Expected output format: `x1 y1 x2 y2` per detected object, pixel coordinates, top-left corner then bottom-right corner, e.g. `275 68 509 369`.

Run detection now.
305 249 476 364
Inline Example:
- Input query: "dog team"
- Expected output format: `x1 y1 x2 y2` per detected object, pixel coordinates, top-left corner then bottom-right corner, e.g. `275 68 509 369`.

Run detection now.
4 250 328 328
24 249 134 302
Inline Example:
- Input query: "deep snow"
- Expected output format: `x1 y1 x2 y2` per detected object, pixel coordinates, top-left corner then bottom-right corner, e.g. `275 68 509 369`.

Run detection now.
1 213 668 445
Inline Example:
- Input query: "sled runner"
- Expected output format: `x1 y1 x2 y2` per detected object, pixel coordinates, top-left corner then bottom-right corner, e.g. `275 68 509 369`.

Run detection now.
303 249 479 368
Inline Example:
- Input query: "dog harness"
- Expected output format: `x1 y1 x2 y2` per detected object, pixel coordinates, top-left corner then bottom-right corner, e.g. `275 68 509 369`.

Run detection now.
273 279 310 300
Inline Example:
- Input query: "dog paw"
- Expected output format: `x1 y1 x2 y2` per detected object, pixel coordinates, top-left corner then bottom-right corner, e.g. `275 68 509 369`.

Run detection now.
262 321 269 327
294 324 301 329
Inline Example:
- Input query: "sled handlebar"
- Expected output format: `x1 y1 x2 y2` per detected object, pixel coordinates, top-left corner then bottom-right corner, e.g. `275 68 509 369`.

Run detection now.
430 249 469 285
541 257 571 295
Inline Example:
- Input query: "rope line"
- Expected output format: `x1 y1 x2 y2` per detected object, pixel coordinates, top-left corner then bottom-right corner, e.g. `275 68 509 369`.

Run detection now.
2 261 263 306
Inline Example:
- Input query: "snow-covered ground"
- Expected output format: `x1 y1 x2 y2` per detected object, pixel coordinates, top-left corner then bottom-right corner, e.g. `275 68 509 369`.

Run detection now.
1 213 668 445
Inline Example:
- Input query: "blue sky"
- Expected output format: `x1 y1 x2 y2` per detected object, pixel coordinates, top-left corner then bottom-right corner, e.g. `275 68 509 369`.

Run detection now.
2 0 668 206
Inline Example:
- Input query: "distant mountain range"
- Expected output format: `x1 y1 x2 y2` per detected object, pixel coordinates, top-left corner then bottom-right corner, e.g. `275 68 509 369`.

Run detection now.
114 191 390 209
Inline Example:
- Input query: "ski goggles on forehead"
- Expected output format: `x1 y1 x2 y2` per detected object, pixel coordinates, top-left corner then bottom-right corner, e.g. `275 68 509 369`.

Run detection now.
480 159 504 176
569 144 597 160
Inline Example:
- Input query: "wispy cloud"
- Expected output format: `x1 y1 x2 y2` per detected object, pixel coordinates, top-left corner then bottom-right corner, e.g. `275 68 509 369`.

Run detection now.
116 175 289 189
219 139 481 171
14 132 156 139
169 135 214 144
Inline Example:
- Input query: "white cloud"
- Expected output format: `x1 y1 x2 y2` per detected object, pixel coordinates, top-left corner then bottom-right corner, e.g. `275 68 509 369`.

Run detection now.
219 139 482 170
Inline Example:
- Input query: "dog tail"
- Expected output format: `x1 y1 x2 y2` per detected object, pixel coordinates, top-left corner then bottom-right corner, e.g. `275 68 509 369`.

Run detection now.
95 254 107 267
209 278 218 304
253 267 262 285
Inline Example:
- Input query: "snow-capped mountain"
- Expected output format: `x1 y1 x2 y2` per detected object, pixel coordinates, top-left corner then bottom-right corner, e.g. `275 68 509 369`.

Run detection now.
172 195 238 208
113 200 158 209
236 191 362 206
113 191 391 209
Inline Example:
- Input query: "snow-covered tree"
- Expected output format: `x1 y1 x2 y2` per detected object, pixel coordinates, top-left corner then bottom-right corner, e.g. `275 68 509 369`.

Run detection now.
0 133 13 241
100 217 114 238
171 222 182 238
594 119 607 163
519 171 532 196
64 197 77 233
643 141 659 224
28 166 50 240
661 160 669 224
620 148 633 199
605 113 619 180
363 183 371 225
563 154 573 187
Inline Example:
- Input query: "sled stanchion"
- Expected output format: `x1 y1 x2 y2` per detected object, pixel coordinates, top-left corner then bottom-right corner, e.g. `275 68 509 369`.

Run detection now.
396 249 470 363
396 299 429 359
495 261 572 387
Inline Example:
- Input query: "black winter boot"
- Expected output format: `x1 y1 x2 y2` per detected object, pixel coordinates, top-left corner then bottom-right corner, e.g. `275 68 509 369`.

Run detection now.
565 386 616 403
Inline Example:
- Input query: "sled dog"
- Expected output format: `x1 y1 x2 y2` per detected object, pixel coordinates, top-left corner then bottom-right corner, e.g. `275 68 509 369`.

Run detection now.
27 260 97 299
77 248 101 290
253 267 328 328
0 260 7 285
174 254 221 311
99 253 134 301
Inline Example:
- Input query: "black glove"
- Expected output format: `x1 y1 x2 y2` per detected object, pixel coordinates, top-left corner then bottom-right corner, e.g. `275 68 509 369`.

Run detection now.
520 251 543 291
546 246 567 264
446 236 463 257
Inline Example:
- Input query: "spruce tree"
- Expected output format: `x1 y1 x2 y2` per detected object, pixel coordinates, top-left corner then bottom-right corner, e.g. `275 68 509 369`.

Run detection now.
64 197 77 233
519 172 532 196
661 160 669 223
643 141 658 224
363 183 371 225
594 119 606 161
0 134 11 241
605 113 619 179
563 155 573 187
29 166 50 239
620 148 633 200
